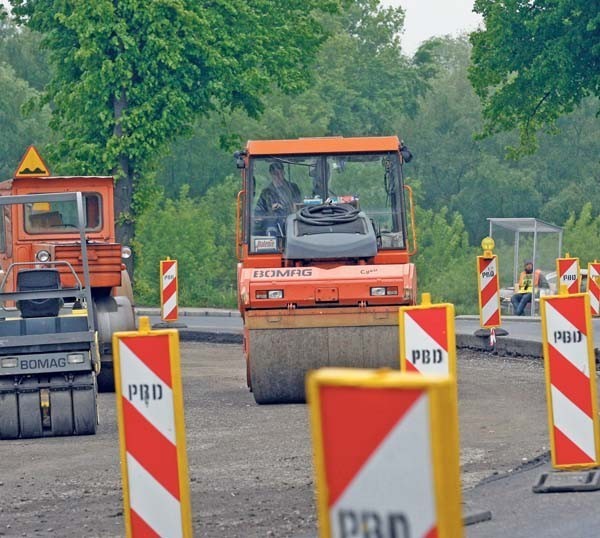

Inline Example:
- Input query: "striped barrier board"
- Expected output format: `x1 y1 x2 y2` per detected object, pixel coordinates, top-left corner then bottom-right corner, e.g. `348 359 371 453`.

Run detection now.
556 256 580 295
113 317 192 537
540 293 600 469
399 294 456 377
587 262 600 317
477 255 501 328
161 258 179 322
307 369 463 538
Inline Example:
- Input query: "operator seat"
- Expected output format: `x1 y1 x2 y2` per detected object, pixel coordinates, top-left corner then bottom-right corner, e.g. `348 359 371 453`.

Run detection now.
16 269 63 318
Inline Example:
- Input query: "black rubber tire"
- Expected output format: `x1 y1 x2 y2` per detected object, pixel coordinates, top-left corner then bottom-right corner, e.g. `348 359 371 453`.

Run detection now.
72 374 98 435
18 380 43 438
97 365 115 393
50 378 74 436
0 379 19 439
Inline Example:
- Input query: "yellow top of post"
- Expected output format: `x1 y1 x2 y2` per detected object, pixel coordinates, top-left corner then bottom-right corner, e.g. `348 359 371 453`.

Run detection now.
421 292 432 306
138 316 151 333
481 236 495 259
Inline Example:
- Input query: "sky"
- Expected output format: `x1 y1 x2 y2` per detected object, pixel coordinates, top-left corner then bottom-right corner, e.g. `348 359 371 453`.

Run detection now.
385 0 483 54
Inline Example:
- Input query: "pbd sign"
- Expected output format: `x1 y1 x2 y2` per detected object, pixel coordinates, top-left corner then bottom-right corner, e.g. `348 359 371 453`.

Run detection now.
307 369 463 538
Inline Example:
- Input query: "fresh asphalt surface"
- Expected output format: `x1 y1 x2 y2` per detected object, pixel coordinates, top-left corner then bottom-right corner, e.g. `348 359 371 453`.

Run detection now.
141 308 600 537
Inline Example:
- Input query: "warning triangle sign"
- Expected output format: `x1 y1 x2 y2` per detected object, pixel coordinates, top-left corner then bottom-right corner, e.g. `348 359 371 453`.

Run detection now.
14 146 51 178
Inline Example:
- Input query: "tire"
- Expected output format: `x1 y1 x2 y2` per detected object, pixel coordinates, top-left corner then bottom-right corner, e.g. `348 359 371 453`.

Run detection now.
0 379 19 439
97 365 115 393
50 376 74 436
72 373 98 435
18 379 43 438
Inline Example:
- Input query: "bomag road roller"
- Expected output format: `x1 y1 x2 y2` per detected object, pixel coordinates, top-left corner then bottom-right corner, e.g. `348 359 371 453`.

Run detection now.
0 147 136 391
235 136 417 404
0 192 99 439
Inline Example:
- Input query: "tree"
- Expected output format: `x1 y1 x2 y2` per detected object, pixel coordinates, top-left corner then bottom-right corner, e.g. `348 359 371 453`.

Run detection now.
8 0 339 262
469 0 600 153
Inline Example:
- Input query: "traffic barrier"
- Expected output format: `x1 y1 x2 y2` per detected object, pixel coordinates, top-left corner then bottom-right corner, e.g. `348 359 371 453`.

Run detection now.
556 255 580 295
399 292 456 377
539 292 600 469
307 369 463 538
161 257 179 322
113 317 192 538
587 261 600 316
477 237 501 329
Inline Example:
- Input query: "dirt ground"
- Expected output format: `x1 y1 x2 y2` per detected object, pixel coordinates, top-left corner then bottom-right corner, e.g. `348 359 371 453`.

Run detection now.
0 343 552 537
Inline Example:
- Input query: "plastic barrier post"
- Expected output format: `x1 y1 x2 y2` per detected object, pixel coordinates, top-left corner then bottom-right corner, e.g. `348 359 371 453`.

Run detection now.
477 255 501 328
307 369 463 538
556 255 580 295
587 262 600 317
399 292 456 377
161 257 179 322
113 317 192 538
540 293 600 470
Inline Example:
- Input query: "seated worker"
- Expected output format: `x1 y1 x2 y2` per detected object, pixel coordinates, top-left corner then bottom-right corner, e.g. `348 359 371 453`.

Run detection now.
511 260 549 315
255 161 301 234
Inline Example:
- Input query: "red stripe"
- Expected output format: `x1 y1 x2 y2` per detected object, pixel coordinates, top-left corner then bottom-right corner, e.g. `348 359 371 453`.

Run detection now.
121 336 172 388
162 260 175 273
480 278 498 304
320 386 423 507
546 295 587 335
123 399 180 500
483 310 500 327
130 509 161 538
477 258 492 273
405 360 419 373
425 526 438 538
549 345 593 417
407 307 448 350
554 426 595 466
162 278 177 301
163 305 178 321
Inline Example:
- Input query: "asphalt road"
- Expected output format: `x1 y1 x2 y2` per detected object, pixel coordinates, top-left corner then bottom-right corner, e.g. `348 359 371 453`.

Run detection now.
2 341 600 537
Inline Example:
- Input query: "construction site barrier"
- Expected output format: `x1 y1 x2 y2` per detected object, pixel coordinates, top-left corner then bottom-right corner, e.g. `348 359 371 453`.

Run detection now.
399 292 456 377
556 255 580 295
477 253 501 328
161 257 179 322
540 292 600 469
587 261 600 316
307 369 463 538
113 317 192 538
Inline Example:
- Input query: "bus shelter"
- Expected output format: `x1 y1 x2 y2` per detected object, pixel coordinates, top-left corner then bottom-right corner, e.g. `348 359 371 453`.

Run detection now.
488 218 563 316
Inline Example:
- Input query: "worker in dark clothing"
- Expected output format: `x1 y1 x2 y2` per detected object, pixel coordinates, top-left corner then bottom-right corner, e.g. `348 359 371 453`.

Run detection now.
255 161 301 235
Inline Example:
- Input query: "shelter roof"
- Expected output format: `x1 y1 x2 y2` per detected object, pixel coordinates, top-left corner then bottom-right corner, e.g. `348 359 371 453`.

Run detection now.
487 217 562 234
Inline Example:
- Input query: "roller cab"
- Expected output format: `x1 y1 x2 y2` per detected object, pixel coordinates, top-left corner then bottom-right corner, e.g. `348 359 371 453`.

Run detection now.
236 136 417 403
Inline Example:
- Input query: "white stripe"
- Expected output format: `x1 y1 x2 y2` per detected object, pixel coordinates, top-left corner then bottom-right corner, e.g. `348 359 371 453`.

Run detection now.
331 395 436 538
127 453 183 538
589 290 599 316
481 295 499 325
119 341 176 444
479 258 497 289
551 386 596 461
404 314 449 375
162 263 177 289
544 302 589 376
163 292 178 318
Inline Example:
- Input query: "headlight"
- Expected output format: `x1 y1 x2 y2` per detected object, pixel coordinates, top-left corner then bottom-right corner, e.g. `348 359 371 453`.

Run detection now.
256 290 284 299
370 287 386 296
121 246 132 259
1 357 18 368
36 250 51 262
67 353 86 364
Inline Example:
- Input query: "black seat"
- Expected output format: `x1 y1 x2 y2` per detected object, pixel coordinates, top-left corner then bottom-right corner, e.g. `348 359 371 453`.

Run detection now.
16 269 63 318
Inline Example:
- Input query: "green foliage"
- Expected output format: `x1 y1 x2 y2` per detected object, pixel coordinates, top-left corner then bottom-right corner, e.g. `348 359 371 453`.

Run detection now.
469 0 600 153
134 176 239 307
563 203 600 266
412 206 478 313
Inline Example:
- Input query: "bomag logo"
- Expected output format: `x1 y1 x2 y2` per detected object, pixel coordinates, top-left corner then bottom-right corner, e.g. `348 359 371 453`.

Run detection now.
252 269 313 278
21 358 67 370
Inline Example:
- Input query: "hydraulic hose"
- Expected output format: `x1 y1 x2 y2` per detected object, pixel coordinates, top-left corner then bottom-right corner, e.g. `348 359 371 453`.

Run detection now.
296 203 360 226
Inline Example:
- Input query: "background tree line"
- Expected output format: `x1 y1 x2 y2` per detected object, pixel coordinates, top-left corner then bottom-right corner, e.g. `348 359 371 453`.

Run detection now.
0 1 598 313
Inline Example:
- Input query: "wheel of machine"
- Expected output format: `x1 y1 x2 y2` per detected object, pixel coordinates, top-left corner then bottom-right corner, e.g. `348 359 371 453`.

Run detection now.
18 379 43 438
72 373 98 435
94 295 136 393
49 376 74 436
0 379 19 439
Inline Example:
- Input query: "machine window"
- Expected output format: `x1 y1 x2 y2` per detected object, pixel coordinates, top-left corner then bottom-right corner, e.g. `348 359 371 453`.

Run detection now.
24 193 103 234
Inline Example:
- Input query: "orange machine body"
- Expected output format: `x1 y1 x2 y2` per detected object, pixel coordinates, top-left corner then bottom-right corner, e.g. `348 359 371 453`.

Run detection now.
0 175 122 294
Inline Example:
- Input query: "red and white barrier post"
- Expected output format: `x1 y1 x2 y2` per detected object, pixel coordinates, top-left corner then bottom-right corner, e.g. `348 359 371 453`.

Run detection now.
587 261 600 317
556 255 580 295
540 292 600 470
307 369 463 538
113 317 192 537
161 257 179 322
399 292 456 377
477 237 504 343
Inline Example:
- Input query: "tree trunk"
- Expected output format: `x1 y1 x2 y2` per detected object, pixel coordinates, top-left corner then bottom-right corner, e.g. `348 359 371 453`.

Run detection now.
112 90 135 278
